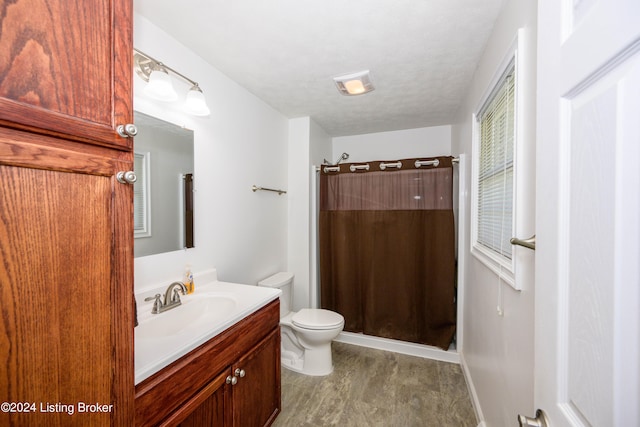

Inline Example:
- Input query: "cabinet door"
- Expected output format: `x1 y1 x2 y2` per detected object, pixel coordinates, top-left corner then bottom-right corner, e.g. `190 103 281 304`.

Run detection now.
0 130 134 426
233 328 281 427
160 370 232 427
0 0 133 149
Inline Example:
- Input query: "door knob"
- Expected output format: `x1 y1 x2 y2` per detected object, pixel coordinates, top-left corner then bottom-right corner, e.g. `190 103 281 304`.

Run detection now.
116 123 138 138
116 171 137 185
510 234 536 250
518 409 549 427
234 368 246 378
225 375 237 385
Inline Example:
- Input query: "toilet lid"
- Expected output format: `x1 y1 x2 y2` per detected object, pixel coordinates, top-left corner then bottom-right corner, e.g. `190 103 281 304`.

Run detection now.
292 309 344 330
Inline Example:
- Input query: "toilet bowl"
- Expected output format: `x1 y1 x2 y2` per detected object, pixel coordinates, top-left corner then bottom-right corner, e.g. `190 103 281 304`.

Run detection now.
258 272 344 376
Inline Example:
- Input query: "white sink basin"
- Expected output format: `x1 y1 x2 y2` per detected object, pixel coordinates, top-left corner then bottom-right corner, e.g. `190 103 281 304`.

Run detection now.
135 281 281 385
136 292 237 337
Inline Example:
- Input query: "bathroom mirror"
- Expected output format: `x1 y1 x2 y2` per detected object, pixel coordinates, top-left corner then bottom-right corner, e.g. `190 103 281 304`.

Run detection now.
133 111 195 257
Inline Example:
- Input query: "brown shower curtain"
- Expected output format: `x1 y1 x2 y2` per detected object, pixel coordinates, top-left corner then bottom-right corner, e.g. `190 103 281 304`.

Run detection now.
319 156 456 350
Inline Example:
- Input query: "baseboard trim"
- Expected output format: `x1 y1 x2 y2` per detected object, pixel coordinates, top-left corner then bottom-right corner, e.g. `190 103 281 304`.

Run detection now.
459 351 485 425
334 331 460 364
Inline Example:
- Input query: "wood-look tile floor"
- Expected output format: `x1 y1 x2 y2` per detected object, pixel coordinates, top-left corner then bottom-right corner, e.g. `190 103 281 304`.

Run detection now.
273 342 477 427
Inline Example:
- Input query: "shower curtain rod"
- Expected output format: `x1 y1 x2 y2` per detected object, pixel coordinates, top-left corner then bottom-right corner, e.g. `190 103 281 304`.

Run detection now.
315 157 460 172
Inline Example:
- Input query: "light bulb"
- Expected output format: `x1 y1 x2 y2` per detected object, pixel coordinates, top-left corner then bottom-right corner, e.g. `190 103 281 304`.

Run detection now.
144 68 178 102
183 86 210 116
343 79 366 95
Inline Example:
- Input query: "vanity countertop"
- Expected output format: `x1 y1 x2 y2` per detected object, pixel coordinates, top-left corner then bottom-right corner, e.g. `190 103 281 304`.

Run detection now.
134 280 281 385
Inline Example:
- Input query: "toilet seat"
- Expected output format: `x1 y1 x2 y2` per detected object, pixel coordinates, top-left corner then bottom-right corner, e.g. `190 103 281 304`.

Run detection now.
292 308 344 330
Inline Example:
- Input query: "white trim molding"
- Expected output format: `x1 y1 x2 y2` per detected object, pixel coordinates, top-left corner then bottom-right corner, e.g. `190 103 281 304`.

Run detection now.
335 332 460 364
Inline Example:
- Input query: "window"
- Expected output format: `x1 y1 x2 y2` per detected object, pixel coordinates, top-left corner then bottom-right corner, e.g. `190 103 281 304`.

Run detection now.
134 152 151 237
471 31 523 289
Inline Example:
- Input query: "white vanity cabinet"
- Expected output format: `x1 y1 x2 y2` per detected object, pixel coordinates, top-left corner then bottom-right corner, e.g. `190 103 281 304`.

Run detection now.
134 300 281 427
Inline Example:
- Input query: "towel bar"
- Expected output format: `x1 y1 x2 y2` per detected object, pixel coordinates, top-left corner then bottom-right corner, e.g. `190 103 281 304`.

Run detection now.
252 185 287 195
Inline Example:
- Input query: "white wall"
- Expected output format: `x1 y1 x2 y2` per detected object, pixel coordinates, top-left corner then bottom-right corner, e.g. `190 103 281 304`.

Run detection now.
451 0 537 425
287 117 332 311
134 14 289 291
332 125 451 162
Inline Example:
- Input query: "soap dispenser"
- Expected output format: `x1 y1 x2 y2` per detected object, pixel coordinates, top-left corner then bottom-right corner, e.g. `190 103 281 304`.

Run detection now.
184 265 194 294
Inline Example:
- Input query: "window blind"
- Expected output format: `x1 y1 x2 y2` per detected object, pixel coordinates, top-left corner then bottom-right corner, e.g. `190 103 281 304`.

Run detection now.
133 153 147 233
477 69 515 260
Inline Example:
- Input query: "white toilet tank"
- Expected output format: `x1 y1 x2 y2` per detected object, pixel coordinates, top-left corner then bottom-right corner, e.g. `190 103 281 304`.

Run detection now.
258 272 294 318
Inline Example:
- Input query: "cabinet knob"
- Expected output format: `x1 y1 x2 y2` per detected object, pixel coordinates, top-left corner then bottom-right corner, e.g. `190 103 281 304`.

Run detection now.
234 368 246 378
116 123 138 138
116 171 137 185
226 375 238 385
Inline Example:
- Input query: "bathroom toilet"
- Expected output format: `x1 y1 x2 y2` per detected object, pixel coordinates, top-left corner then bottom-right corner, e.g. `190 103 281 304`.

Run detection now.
258 272 344 376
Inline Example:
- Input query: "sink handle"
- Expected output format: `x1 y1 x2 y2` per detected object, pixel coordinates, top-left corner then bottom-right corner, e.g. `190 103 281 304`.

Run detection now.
170 288 183 304
144 294 163 314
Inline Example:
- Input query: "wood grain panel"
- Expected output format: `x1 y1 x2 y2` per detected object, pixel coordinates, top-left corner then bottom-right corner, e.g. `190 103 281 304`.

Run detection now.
0 127 116 175
0 129 134 426
0 0 133 149
0 0 134 424
0 1 109 118
0 165 112 426
111 157 135 427
233 328 281 427
161 371 230 427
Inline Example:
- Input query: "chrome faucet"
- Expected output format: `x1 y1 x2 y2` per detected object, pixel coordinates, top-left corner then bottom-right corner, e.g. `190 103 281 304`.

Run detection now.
144 281 188 314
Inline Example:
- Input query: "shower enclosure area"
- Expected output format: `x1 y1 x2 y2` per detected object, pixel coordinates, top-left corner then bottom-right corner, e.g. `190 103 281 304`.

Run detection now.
318 156 457 350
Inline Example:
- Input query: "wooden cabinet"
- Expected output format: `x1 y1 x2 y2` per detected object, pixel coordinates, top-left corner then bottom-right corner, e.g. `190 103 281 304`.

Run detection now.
0 131 134 426
0 0 133 149
165 370 230 426
0 1 134 426
233 329 280 427
135 300 281 427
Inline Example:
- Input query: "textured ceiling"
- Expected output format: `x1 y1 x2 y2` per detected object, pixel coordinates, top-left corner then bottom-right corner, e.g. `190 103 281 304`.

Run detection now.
134 0 504 137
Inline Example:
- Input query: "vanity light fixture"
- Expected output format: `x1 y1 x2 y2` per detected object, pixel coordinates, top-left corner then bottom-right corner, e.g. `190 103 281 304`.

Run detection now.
333 70 375 96
134 48 211 117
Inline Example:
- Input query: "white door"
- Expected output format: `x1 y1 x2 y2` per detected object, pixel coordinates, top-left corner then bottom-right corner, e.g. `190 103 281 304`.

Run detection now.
533 0 640 426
